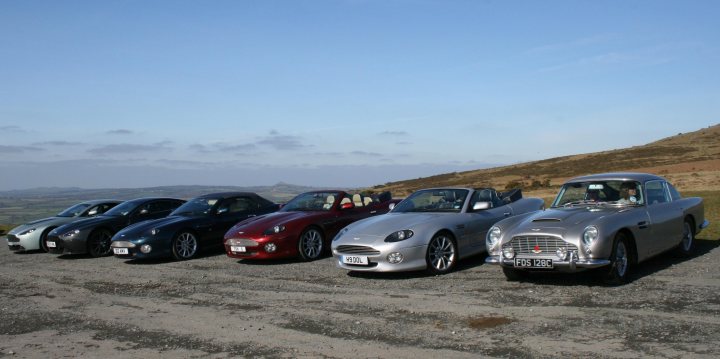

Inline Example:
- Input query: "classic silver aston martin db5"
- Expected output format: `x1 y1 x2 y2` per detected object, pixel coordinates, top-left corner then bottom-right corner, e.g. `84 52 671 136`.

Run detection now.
332 187 544 274
485 172 710 284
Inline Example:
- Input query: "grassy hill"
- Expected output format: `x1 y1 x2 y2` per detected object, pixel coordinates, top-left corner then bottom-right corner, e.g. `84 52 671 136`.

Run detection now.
368 124 719 240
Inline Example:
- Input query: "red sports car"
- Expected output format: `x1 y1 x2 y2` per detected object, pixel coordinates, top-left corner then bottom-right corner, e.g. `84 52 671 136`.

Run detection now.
224 190 396 261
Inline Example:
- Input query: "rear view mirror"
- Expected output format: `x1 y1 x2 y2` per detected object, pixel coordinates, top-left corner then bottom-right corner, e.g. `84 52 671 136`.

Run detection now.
473 201 491 211
389 203 396 210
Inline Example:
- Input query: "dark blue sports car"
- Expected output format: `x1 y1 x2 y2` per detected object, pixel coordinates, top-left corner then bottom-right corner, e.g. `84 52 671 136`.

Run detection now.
110 192 279 260
46 197 185 257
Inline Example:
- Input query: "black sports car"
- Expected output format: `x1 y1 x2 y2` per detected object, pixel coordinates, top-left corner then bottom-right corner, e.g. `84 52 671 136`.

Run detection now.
110 192 279 260
46 197 185 257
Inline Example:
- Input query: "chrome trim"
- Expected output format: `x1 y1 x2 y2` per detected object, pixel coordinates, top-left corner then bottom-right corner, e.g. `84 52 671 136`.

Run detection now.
485 254 610 269
110 241 137 248
227 238 260 247
335 245 381 256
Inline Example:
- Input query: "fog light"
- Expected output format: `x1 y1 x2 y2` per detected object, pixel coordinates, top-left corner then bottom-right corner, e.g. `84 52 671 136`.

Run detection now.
387 252 403 264
502 247 515 259
264 243 277 253
556 247 568 260
140 244 152 253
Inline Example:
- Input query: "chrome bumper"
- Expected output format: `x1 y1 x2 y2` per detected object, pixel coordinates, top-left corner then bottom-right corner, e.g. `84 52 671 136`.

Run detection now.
485 255 610 271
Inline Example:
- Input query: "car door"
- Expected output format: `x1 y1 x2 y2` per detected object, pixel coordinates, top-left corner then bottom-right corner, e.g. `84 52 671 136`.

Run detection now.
644 180 684 255
464 191 512 254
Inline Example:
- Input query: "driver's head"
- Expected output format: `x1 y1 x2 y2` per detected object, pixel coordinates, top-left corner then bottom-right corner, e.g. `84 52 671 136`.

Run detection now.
620 182 637 197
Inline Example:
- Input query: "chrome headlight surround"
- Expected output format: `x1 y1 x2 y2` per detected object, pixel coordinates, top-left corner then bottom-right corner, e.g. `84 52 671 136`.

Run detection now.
582 226 598 254
263 225 286 235
486 226 502 255
384 230 414 243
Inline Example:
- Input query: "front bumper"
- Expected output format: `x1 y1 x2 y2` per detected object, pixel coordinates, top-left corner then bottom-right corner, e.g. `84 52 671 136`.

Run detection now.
225 235 298 260
110 237 170 259
332 243 428 272
46 234 87 255
485 255 610 272
6 233 41 252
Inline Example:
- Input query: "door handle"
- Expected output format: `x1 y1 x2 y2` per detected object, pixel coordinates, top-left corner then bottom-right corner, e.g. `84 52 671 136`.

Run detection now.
638 221 648 229
503 212 511 217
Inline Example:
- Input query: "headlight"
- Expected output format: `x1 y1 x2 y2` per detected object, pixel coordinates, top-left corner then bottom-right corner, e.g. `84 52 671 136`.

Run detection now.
150 228 160 236
19 228 37 236
582 226 598 252
486 226 502 252
263 225 286 235
333 227 350 242
61 229 80 239
384 230 414 242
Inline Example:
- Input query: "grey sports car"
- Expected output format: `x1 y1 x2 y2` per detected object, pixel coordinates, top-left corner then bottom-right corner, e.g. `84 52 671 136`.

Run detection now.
332 187 544 274
485 172 710 284
5 200 122 252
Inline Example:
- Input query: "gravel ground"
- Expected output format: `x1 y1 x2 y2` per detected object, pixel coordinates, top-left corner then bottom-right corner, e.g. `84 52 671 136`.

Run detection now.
1 238 719 358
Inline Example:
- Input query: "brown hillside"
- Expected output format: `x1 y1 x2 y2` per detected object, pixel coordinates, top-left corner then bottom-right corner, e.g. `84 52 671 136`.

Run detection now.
370 124 720 197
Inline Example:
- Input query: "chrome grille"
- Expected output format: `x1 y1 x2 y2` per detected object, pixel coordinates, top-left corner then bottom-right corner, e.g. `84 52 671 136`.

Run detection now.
228 238 259 247
336 245 381 256
504 236 577 255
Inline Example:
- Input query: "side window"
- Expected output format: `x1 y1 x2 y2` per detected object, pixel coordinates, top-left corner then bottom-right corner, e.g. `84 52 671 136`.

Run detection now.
146 201 178 214
86 205 101 216
217 197 258 214
645 180 670 205
667 183 682 201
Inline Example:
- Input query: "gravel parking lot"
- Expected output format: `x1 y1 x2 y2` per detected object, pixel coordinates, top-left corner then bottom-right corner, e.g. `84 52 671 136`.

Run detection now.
1 238 719 358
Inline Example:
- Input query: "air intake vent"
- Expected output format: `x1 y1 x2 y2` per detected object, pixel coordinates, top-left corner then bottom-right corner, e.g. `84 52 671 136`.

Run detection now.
532 218 561 222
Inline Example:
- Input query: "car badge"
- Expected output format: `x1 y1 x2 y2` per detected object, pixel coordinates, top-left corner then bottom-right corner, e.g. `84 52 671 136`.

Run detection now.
531 228 541 231
532 245 542 254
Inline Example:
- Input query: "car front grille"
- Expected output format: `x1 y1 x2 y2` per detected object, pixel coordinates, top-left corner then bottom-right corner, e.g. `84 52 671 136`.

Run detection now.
504 236 577 255
228 239 260 247
335 245 381 256
7 234 19 242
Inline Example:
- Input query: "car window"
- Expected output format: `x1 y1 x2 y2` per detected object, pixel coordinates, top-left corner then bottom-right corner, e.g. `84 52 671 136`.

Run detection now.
645 180 670 205
393 189 468 213
667 183 682 201
217 197 258 214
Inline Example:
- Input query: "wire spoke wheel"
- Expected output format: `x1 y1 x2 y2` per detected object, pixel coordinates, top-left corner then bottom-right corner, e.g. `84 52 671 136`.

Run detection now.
681 221 693 252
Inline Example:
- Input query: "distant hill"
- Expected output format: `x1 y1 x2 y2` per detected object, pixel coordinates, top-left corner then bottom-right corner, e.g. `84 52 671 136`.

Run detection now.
370 124 720 196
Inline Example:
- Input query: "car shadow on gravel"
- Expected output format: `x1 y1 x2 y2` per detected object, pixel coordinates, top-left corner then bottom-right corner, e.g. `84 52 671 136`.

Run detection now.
345 254 488 280
122 247 227 265
506 238 720 287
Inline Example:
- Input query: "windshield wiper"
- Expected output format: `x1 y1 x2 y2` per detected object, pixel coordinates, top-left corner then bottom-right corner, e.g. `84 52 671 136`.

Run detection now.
560 200 606 207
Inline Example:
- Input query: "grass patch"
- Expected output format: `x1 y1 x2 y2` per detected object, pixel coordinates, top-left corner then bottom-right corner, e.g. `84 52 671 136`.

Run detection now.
686 190 719 240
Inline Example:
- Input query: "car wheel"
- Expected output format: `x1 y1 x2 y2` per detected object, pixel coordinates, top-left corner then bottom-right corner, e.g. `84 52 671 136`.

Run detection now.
87 229 113 257
172 231 199 260
298 227 324 261
674 220 694 257
425 232 457 275
502 267 528 281
603 232 631 285
39 227 54 253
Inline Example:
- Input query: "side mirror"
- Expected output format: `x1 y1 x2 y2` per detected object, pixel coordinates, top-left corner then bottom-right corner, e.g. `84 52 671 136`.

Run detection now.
87 210 98 216
217 207 229 215
388 203 396 211
472 201 491 211
341 202 354 210
139 209 149 215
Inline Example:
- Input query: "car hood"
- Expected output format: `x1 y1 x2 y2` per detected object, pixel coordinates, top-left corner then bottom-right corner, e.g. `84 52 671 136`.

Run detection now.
512 206 629 231
226 211 328 237
348 212 448 236
113 216 190 240
55 215 120 233
9 217 68 234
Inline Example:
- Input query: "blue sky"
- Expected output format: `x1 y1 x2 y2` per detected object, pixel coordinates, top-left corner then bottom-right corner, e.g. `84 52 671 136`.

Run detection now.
1 0 718 190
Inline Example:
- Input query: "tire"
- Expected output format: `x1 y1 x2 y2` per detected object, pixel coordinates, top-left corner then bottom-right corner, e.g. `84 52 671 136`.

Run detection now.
87 229 113 257
39 227 54 253
425 232 458 275
502 267 528 281
172 231 199 260
298 227 324 261
674 219 694 257
602 233 631 285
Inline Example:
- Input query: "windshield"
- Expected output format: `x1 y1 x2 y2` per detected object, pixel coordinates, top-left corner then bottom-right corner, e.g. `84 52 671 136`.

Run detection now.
103 201 139 217
281 192 340 212
552 180 644 207
171 197 219 216
392 189 469 213
57 203 91 217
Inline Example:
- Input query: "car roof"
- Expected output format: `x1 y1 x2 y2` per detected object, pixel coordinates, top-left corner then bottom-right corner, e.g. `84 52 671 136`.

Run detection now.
567 172 667 183
195 192 261 199
81 199 123 205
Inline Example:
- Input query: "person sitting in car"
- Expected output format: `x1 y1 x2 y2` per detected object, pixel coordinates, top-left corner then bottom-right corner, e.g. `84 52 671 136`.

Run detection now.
617 182 640 204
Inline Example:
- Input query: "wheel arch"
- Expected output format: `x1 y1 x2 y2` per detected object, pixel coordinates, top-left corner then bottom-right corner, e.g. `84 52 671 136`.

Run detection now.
616 228 638 265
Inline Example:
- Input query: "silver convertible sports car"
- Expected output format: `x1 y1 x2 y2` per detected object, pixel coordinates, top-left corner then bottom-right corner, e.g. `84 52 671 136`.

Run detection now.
5 199 122 252
332 188 544 274
485 172 710 284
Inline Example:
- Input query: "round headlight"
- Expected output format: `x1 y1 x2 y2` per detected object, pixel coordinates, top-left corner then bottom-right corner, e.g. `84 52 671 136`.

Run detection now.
582 226 598 249
502 246 515 259
140 244 152 253
556 247 568 260
264 243 277 253
486 226 502 251
387 252 403 264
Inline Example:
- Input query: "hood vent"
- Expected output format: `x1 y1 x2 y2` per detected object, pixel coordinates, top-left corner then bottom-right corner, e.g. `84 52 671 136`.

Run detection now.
532 218 562 222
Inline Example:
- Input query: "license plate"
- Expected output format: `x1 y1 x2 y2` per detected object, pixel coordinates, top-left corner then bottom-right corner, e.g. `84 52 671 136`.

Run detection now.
231 246 246 253
342 255 368 265
113 248 129 255
514 257 553 269
46 241 56 248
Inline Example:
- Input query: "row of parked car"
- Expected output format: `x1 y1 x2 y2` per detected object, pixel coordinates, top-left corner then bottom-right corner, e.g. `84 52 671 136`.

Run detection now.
5 172 709 284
